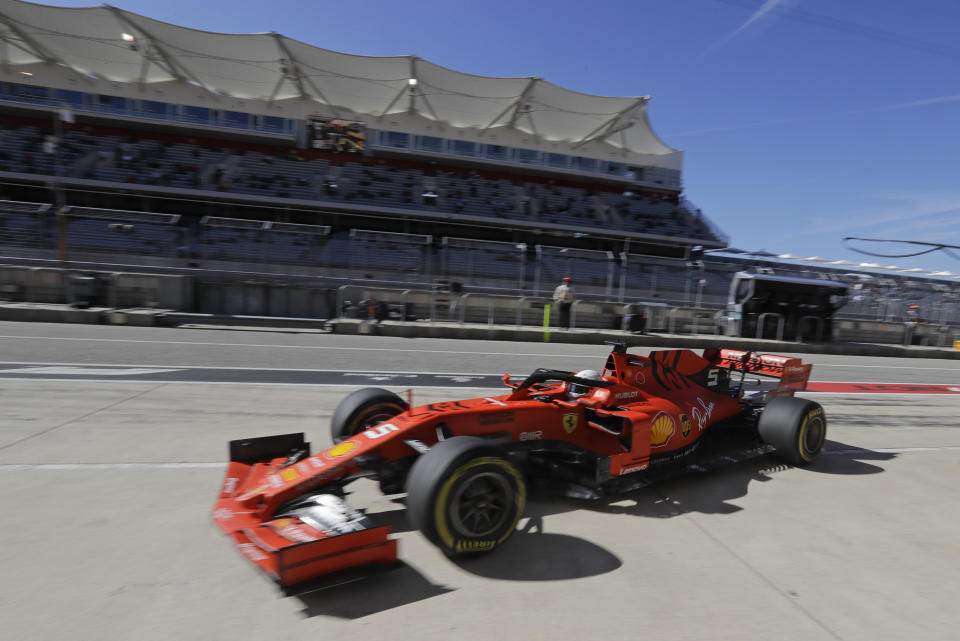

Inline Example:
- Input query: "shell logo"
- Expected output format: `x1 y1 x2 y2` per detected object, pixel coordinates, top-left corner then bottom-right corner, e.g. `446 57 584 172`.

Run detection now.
326 440 358 458
650 412 676 447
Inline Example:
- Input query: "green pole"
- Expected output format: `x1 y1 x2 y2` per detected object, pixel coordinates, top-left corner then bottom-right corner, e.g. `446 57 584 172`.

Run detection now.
543 303 551 342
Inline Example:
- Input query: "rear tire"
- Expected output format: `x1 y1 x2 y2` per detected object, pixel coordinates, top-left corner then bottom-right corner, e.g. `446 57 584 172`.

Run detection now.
406 436 526 557
330 388 408 443
758 396 827 465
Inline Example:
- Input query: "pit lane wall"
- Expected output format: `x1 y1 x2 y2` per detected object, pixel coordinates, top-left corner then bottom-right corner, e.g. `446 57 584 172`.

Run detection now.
0 266 958 356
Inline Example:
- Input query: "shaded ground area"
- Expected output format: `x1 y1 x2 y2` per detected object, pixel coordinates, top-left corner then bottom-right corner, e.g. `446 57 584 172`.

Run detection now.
0 324 958 641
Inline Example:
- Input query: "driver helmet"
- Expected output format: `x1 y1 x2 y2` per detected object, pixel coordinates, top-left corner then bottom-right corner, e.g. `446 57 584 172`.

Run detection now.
568 369 601 399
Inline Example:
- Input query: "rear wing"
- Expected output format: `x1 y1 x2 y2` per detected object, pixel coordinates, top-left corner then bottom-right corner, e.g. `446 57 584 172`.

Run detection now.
708 349 812 395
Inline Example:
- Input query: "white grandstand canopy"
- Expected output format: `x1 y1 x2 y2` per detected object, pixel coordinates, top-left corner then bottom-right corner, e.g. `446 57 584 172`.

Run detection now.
0 0 674 155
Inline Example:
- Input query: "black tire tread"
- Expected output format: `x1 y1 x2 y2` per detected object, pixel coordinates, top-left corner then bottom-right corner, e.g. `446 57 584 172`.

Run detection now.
406 436 522 555
330 387 408 443
758 396 826 465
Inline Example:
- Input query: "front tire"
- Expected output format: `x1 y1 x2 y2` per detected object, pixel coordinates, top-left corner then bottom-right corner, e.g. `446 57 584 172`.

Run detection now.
330 388 408 443
759 396 827 465
406 436 526 557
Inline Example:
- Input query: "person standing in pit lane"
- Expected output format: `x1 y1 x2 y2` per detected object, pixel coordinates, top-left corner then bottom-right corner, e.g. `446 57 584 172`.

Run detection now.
553 276 574 329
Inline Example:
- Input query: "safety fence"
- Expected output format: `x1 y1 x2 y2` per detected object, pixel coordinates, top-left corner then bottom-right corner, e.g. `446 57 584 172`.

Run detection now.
1 264 958 348
331 285 960 347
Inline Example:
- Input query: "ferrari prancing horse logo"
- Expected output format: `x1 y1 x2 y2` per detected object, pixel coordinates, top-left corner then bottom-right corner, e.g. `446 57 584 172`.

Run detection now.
562 413 578 434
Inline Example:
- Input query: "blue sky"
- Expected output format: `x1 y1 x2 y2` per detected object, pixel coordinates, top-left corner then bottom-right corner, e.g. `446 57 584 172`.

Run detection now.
47 0 960 275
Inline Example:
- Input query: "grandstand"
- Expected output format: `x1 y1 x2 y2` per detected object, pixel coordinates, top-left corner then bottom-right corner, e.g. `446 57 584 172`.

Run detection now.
0 0 955 329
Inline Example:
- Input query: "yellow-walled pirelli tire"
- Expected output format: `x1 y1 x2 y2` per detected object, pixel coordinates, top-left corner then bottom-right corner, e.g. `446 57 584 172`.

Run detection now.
406 436 526 557
758 396 827 466
330 388 408 444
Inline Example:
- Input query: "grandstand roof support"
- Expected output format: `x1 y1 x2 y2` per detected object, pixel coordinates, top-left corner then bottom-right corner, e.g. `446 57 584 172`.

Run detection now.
507 77 540 129
413 84 440 121
481 102 515 132
0 2 679 155
404 56 440 121
0 10 95 85
407 56 417 112
379 57 415 116
0 11 59 64
381 55 440 121
482 77 540 133
270 33 341 114
0 11 98 86
266 74 286 103
271 34 307 99
571 97 647 149
380 83 407 117
415 87 441 121
105 6 219 97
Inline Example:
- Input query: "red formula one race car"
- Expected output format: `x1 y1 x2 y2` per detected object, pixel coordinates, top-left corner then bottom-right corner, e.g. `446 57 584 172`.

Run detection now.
212 343 826 588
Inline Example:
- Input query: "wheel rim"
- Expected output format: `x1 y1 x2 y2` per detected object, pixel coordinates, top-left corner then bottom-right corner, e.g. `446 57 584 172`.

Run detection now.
803 415 825 454
352 407 398 435
449 471 511 538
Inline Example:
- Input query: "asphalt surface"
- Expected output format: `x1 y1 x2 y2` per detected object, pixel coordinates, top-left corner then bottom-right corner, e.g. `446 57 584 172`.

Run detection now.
0 320 958 641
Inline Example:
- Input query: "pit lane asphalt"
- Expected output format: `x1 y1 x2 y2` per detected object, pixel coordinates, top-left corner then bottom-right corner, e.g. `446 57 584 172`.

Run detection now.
0 319 958 383
0 320 958 641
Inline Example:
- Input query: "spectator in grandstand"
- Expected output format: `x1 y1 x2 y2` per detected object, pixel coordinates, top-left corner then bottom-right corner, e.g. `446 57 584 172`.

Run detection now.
553 276 574 329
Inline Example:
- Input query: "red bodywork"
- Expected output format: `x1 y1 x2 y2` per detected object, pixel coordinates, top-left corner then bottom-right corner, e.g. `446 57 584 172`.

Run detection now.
213 347 811 587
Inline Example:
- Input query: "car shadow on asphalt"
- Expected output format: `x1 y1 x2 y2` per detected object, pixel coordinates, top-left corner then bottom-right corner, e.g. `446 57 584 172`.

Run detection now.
454 518 623 581
529 439 896 522
453 439 896 580
289 561 454 619
366 500 624 582
303 440 895 593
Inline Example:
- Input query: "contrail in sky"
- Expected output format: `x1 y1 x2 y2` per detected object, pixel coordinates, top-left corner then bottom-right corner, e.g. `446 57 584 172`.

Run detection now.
726 0 786 40
851 94 960 114
703 0 790 54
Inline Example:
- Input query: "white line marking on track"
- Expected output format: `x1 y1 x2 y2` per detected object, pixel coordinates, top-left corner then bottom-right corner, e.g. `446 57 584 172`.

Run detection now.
0 462 225 470
0 375 955 394
0 335 598 358
0 366 183 376
0 361 519 376
0 361 957 385
805 391 960 396
811 364 960 371
0 377 507 389
826 446 960 454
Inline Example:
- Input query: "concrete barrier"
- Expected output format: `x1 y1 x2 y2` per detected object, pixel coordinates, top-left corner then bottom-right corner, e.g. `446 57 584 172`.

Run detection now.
1 263 957 358
0 302 106 324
